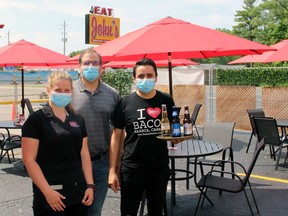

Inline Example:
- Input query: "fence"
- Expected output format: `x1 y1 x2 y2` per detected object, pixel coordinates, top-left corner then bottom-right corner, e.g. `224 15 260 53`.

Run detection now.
156 84 288 131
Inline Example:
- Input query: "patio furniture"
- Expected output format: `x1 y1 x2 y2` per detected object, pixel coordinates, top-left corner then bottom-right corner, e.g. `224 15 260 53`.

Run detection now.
190 103 202 139
186 122 235 189
23 98 34 114
253 116 288 170
194 138 265 216
246 108 265 153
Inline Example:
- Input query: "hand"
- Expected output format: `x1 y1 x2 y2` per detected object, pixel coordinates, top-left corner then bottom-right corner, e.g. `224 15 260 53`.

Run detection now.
45 189 66 211
108 172 120 193
82 188 94 206
171 139 182 145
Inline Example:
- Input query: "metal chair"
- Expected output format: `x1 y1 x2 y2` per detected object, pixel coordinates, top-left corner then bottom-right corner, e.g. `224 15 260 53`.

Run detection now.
253 116 288 170
23 98 34 114
0 134 21 163
194 138 265 216
246 108 265 153
190 103 202 139
186 122 235 189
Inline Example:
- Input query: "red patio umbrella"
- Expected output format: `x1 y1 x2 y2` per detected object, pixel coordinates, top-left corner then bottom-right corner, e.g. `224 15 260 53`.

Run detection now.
229 39 288 64
0 39 74 114
76 17 274 95
103 59 198 68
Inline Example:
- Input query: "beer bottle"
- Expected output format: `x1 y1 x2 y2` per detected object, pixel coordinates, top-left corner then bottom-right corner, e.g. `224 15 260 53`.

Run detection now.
171 106 181 137
183 105 193 136
161 104 171 136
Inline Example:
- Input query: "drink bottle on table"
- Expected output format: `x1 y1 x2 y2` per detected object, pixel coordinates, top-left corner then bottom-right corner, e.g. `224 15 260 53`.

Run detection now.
171 106 181 137
183 105 193 136
161 104 171 136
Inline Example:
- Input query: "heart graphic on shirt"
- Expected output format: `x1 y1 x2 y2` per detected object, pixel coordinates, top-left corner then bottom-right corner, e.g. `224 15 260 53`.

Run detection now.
146 107 161 118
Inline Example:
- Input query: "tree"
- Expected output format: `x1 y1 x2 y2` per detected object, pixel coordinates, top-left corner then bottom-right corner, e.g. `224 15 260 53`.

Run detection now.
233 0 261 42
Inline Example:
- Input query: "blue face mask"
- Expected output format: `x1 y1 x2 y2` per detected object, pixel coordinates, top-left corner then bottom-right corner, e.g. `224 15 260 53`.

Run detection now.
82 66 99 81
51 92 72 108
136 78 155 93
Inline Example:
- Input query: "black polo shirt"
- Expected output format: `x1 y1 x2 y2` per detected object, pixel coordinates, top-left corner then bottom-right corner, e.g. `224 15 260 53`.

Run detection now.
22 104 87 179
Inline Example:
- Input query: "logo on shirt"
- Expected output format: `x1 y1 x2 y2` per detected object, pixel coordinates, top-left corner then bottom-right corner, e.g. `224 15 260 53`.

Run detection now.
146 107 161 118
132 107 161 136
69 121 79 127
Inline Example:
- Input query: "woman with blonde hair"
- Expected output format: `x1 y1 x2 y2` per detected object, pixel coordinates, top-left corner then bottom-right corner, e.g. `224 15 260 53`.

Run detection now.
22 71 94 216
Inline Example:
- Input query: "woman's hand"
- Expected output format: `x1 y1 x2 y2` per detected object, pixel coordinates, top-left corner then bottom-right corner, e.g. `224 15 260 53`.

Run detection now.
82 188 94 206
45 189 66 211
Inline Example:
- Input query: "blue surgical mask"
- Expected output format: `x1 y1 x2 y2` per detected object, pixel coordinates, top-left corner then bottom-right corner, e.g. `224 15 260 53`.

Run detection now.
136 78 155 93
82 66 99 81
51 92 72 108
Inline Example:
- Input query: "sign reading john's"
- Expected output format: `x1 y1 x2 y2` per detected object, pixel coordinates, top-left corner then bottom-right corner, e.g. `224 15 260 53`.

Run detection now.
85 6 120 45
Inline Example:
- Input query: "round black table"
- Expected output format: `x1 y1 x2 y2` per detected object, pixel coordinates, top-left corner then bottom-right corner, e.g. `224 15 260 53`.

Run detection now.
0 120 22 141
167 139 223 209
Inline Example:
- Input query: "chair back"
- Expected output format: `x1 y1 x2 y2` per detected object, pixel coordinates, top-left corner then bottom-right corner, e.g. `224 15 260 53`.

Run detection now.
246 109 265 134
23 98 34 114
253 117 281 147
243 138 265 184
191 104 202 124
202 122 235 148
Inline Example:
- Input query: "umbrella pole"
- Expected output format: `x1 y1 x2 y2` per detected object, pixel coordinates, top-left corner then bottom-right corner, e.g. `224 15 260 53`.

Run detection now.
21 66 25 115
168 52 173 96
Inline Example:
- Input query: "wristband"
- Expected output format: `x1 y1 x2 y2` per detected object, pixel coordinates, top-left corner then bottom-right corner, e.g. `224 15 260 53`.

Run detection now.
87 184 96 191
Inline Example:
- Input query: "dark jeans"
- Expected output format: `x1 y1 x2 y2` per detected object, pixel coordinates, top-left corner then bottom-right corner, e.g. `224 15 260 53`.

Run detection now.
120 166 170 216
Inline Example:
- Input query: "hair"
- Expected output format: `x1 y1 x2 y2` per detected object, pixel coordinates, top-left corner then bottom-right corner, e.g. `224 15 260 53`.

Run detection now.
132 58 157 78
47 71 73 89
78 48 102 66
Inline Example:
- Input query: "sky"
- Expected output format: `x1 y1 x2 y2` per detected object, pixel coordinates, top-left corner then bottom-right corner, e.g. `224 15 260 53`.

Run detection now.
0 0 262 56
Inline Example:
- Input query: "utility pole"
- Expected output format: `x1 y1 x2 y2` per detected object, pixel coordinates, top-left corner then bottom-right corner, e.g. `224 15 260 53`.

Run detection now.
62 20 68 55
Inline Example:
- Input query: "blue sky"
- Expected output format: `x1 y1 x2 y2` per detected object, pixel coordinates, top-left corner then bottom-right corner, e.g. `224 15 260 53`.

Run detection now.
0 0 262 55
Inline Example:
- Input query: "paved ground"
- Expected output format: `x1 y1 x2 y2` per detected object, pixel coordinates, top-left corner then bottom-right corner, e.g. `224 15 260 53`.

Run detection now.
1 129 288 216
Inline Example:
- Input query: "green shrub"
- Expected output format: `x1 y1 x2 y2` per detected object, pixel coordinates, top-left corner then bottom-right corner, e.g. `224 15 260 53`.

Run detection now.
102 69 133 96
216 67 288 87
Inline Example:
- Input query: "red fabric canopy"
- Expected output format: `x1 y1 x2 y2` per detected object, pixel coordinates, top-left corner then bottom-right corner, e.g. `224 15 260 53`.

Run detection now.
229 39 288 64
103 59 198 68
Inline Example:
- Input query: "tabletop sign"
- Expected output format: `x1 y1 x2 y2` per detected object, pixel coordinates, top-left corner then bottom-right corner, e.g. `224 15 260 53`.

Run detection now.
85 6 120 45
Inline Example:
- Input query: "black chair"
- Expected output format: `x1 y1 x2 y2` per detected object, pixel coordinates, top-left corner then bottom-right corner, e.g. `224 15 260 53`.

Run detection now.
246 109 265 153
191 103 202 139
186 122 235 189
23 98 34 114
194 138 265 216
253 116 288 170
0 134 22 163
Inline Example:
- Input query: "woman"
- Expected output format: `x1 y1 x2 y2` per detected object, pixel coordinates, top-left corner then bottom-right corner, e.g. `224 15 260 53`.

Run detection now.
22 71 94 216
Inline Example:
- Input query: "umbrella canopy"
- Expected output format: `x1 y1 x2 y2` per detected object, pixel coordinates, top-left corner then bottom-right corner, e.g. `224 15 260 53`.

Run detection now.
229 39 288 64
68 16 275 95
0 39 74 114
103 59 198 68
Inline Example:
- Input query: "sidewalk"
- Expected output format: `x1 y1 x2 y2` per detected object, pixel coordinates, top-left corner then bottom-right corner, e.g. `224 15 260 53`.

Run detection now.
0 130 288 215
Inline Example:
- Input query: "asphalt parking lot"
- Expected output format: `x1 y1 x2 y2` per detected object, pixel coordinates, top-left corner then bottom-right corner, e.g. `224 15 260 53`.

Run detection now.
0 129 288 216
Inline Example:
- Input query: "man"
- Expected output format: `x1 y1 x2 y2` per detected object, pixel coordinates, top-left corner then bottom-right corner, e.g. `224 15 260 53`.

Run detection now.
109 58 175 216
72 48 120 216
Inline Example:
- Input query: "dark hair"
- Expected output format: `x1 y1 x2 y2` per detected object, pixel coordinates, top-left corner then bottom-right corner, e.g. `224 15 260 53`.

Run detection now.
78 48 102 66
132 58 157 78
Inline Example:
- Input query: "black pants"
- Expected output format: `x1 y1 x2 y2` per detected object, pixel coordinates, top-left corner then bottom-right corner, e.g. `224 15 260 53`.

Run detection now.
120 166 170 216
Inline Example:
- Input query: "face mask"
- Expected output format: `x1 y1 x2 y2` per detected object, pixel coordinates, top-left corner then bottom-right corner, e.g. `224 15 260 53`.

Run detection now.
136 78 155 93
82 66 99 81
51 92 72 108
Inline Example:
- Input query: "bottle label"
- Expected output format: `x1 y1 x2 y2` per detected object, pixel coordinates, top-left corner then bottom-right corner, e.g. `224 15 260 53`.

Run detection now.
183 123 193 135
171 123 181 137
161 123 170 136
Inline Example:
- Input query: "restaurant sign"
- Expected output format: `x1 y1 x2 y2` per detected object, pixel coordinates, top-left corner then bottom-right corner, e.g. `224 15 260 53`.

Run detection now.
85 6 120 45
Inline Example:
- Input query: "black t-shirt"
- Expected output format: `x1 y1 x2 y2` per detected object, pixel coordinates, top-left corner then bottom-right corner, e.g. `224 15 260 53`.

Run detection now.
22 104 87 182
112 90 175 172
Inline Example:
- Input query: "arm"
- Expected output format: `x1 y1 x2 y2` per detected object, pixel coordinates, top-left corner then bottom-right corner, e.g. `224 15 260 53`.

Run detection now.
22 137 66 211
80 137 94 206
116 130 125 177
108 128 124 193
